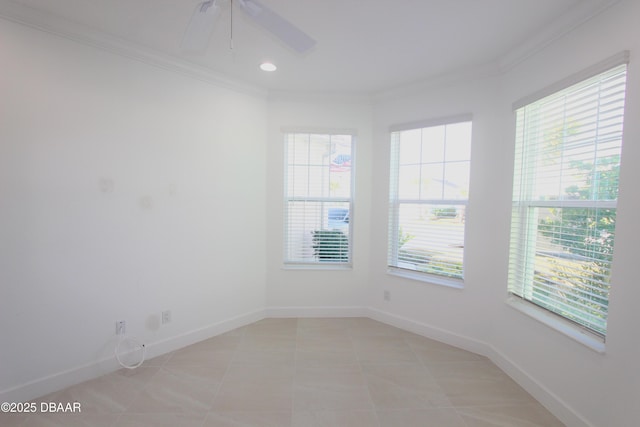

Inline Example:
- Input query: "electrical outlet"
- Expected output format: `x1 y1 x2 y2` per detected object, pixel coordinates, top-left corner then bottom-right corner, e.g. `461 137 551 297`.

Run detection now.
162 310 171 324
383 290 391 302
116 320 126 335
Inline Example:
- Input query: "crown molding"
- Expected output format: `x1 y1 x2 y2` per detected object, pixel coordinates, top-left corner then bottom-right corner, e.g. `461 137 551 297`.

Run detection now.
497 0 622 73
267 89 373 105
0 1 268 99
372 61 500 103
371 0 621 103
0 0 621 102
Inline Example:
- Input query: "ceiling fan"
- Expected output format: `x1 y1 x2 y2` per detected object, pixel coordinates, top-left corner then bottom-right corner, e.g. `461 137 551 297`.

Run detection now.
182 0 316 54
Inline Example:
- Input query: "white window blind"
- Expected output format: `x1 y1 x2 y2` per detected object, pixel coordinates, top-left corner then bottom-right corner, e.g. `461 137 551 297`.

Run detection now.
508 63 628 338
388 120 472 281
284 133 354 266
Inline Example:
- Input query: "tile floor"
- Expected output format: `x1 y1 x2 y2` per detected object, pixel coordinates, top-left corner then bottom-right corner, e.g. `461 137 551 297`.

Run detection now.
1 318 565 426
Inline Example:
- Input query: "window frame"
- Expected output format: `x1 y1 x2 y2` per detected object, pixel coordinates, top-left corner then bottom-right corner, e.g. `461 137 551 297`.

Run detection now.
283 131 356 269
387 115 473 287
507 53 629 344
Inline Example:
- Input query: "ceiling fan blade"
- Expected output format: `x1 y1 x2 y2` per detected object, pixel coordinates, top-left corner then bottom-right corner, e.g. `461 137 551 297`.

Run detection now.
238 0 316 53
181 0 221 52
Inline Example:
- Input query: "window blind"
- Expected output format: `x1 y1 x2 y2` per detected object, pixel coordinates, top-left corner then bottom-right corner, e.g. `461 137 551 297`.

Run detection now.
388 120 472 281
284 133 354 265
508 63 628 337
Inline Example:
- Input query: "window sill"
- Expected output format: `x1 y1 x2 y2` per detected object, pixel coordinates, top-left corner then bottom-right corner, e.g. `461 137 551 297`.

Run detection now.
505 296 605 353
283 262 352 271
387 267 464 289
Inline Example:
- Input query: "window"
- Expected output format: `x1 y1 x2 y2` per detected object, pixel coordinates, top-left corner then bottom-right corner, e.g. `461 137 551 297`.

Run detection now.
284 132 354 266
388 117 472 283
508 59 628 338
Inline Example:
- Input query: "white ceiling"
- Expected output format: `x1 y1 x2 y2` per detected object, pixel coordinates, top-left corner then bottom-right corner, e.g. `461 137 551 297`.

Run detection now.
0 0 617 96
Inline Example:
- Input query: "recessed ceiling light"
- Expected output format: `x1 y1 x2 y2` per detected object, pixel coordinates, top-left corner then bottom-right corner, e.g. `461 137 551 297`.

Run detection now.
260 62 277 72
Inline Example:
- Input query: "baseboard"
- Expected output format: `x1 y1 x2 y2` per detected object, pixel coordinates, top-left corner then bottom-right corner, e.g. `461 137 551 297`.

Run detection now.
1 305 593 427
144 309 265 361
265 305 369 318
0 309 266 403
366 307 491 356
487 345 594 427
367 307 592 427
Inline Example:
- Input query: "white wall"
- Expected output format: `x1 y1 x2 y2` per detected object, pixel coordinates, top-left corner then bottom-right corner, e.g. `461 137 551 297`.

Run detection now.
369 1 640 426
370 74 503 346
2 1 639 425
0 19 268 399
495 1 640 425
265 96 373 313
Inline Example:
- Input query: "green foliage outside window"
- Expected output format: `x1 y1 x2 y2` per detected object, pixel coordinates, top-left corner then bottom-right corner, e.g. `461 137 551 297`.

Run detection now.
534 157 619 334
312 230 349 262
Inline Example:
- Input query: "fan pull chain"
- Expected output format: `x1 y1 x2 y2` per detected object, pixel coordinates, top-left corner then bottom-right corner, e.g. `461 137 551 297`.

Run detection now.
230 0 234 50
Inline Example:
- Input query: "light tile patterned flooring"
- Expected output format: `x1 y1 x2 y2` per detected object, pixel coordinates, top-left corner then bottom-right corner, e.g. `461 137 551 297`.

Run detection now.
2 318 565 426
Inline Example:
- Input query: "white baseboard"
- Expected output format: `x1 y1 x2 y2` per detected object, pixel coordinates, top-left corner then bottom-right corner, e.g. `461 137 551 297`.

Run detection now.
144 309 265 361
366 307 491 356
1 305 592 427
487 345 594 427
0 309 265 403
367 307 592 427
265 305 368 318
